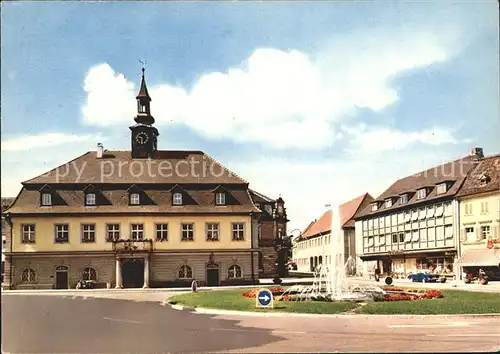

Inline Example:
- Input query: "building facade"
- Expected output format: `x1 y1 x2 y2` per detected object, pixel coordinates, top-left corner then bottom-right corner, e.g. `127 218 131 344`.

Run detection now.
456 154 500 280
355 149 482 279
248 190 288 278
293 194 373 274
1 198 14 284
2 70 287 290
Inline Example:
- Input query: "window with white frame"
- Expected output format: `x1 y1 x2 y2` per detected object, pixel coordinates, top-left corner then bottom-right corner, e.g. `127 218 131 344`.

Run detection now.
417 188 427 199
41 193 52 206
21 224 35 244
55 224 69 243
392 233 398 244
228 264 242 278
178 265 193 279
156 224 168 241
173 192 183 205
130 193 140 205
22 268 36 282
436 226 444 240
400 194 408 204
82 267 97 281
480 225 491 240
465 227 475 242
206 223 219 241
481 202 489 214
215 192 226 205
398 233 405 243
181 223 194 241
436 183 447 195
131 224 144 240
367 236 374 247
106 224 120 242
371 203 378 211
81 224 96 243
464 203 473 216
444 225 453 239
85 193 96 206
232 223 245 241
385 199 392 208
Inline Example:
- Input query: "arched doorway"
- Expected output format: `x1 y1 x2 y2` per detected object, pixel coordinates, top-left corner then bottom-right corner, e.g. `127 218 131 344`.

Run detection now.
122 259 144 288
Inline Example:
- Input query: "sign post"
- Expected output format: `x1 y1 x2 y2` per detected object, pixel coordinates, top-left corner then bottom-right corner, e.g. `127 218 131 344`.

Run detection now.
255 288 274 309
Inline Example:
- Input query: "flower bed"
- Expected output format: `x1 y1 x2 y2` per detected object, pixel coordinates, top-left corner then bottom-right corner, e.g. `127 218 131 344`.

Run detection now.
382 288 444 301
242 287 285 299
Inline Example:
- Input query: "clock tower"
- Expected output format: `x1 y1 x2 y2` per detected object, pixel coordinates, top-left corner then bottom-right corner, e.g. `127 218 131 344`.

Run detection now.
130 68 159 159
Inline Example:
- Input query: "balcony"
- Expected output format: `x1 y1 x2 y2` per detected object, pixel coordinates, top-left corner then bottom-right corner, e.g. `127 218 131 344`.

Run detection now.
111 239 153 253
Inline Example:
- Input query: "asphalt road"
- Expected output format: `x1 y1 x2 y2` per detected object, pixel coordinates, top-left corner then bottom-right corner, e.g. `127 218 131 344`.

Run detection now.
2 294 499 353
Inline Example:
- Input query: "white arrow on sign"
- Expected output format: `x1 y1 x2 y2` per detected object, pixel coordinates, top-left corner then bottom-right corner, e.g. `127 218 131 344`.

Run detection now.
258 294 270 302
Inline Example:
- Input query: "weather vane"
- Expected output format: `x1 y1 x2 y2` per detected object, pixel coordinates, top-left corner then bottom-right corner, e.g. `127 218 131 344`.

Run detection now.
138 59 147 73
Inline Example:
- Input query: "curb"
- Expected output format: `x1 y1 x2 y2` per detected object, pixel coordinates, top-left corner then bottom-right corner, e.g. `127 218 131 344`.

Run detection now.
164 302 500 319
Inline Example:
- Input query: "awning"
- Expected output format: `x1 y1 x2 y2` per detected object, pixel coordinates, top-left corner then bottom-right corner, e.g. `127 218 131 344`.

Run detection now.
457 249 500 267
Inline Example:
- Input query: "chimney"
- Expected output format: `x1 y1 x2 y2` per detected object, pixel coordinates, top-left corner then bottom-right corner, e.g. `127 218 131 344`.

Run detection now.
97 143 104 159
471 147 484 159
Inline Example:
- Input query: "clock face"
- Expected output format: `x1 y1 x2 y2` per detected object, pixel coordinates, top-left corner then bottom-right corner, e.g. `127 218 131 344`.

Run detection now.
135 132 149 145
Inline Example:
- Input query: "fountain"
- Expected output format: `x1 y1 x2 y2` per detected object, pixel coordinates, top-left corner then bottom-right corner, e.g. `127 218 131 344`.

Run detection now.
280 202 385 302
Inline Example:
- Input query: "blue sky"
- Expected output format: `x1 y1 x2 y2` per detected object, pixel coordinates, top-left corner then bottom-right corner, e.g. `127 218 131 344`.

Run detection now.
2 1 499 230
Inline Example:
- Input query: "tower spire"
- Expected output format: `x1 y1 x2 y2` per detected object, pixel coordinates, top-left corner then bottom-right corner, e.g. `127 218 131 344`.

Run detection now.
134 66 154 125
136 67 151 101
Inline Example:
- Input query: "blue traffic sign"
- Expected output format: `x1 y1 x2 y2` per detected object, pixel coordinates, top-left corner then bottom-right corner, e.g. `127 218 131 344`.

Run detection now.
256 288 273 308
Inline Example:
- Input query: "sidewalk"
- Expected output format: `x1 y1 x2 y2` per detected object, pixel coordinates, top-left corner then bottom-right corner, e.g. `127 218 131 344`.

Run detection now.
349 276 500 293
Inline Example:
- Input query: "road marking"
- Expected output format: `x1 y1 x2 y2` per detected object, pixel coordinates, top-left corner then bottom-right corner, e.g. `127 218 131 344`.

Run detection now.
389 321 469 328
103 317 142 324
427 334 499 337
209 327 306 335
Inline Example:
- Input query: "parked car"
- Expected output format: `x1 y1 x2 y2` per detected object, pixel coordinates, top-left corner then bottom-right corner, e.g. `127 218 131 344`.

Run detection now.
407 273 445 283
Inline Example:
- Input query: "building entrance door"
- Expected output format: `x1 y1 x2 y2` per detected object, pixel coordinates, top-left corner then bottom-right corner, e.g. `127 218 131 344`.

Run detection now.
122 259 144 288
382 259 392 274
55 266 69 289
206 265 220 286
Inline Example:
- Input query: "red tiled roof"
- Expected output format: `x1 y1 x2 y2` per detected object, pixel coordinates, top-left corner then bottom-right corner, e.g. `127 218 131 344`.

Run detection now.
22 150 248 185
7 187 260 215
300 193 372 239
456 154 500 198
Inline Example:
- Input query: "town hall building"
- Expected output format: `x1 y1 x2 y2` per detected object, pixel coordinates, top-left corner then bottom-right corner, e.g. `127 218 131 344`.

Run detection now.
2 69 288 290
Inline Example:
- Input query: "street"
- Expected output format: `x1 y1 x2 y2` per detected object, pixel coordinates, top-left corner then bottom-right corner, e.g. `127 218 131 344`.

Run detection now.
2 293 499 353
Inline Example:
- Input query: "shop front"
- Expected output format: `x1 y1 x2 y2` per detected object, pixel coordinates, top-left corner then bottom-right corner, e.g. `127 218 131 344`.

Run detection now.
361 249 458 279
457 248 500 281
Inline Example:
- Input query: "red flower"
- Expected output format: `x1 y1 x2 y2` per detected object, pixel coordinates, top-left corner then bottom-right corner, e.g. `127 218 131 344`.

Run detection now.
422 290 443 299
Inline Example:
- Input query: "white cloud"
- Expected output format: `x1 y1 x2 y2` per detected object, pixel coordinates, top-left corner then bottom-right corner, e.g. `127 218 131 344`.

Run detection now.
81 29 455 150
1 133 103 152
342 124 460 155
229 146 459 231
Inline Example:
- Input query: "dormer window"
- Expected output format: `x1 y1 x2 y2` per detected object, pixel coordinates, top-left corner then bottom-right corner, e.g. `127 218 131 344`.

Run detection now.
41 193 52 206
130 193 140 205
417 188 427 200
436 183 447 195
85 193 96 206
385 199 392 208
479 173 491 186
215 192 226 205
371 203 379 211
400 194 408 204
173 192 183 205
